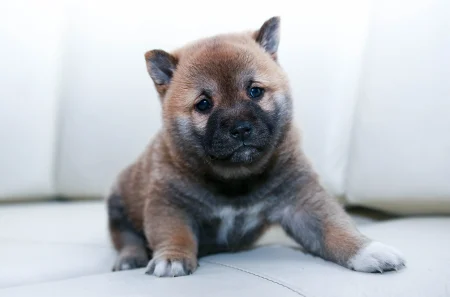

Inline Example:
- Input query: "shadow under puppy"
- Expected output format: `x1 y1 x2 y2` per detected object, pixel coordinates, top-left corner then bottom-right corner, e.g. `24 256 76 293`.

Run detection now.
107 17 405 277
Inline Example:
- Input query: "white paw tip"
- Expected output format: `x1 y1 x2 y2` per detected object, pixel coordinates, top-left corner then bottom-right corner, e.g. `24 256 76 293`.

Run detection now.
348 241 406 273
120 263 131 270
146 259 188 277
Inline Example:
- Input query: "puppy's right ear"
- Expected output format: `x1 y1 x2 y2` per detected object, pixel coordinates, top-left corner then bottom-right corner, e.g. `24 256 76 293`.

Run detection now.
255 16 280 60
145 50 178 98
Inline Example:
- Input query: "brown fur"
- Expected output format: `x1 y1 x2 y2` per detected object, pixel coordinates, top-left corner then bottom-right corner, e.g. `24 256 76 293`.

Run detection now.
107 17 404 276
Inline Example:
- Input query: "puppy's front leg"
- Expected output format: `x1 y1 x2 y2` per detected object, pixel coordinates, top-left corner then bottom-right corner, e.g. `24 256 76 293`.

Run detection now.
273 172 405 273
144 200 198 277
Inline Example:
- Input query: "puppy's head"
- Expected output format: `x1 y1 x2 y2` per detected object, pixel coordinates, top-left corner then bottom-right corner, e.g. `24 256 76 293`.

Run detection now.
145 17 292 178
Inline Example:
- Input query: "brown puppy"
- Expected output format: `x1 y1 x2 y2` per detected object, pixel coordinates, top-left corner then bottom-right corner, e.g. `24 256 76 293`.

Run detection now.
107 17 405 277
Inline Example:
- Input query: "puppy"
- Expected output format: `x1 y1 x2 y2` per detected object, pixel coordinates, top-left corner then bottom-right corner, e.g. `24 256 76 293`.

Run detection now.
107 17 405 277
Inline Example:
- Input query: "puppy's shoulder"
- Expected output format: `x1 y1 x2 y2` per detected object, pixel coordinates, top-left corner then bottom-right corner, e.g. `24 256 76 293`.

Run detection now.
113 132 169 199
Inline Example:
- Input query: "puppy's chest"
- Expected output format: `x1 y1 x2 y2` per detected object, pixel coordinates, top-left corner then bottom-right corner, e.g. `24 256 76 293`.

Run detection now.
198 204 266 250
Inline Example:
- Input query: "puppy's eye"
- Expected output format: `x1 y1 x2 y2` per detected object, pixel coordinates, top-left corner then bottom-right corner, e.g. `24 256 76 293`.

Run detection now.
195 98 213 112
247 87 264 99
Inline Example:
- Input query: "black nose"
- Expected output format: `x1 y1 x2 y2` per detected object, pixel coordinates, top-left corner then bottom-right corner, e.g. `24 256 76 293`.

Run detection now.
230 121 253 141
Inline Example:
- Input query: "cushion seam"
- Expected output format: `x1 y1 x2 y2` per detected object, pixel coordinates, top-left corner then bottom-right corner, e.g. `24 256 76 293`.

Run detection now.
201 260 312 297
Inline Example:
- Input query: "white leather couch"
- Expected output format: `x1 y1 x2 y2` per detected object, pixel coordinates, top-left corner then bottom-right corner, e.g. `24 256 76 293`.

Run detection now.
1 0 449 296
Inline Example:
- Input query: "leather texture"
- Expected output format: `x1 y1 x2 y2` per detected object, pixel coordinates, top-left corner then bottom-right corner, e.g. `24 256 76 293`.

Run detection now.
0 202 449 296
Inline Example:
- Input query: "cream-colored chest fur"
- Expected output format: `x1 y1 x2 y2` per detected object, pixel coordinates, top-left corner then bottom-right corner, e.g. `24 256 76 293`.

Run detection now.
213 204 264 244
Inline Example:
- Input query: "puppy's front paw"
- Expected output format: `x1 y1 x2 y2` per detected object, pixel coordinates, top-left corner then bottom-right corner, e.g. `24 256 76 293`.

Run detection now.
145 254 197 277
348 241 406 273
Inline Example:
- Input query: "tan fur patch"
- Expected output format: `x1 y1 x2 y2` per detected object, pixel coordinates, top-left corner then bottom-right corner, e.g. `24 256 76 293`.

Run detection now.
323 221 365 263
161 33 289 131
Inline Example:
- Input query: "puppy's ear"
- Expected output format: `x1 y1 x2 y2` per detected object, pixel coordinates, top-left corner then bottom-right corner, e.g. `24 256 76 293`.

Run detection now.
144 50 178 97
254 16 280 60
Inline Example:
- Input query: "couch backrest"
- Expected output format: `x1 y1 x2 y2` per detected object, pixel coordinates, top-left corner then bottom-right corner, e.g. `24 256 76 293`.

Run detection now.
1 0 449 214
346 0 450 213
0 1 64 200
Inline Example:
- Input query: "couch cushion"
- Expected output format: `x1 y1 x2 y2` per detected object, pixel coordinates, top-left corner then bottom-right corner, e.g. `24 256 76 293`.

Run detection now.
0 2 63 200
0 202 449 296
203 218 450 297
0 201 377 288
345 0 450 214
0 263 303 297
0 201 114 288
0 241 114 288
1 217 449 297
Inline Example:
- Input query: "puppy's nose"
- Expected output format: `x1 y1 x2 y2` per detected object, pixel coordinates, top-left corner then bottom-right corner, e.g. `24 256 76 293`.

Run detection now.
230 121 253 141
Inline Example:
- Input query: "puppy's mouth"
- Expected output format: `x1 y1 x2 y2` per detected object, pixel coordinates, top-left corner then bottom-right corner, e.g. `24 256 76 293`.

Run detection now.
209 144 264 164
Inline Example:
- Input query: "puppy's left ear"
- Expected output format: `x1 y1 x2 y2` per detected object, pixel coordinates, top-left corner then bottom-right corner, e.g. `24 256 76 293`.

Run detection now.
145 49 178 98
254 16 280 60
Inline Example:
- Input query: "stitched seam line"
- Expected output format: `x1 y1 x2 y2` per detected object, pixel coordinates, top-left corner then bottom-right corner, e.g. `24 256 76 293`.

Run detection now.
201 260 309 297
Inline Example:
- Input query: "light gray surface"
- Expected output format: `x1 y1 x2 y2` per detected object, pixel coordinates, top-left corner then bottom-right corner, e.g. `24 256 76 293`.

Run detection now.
1 202 449 296
0 201 377 288
0 262 303 297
